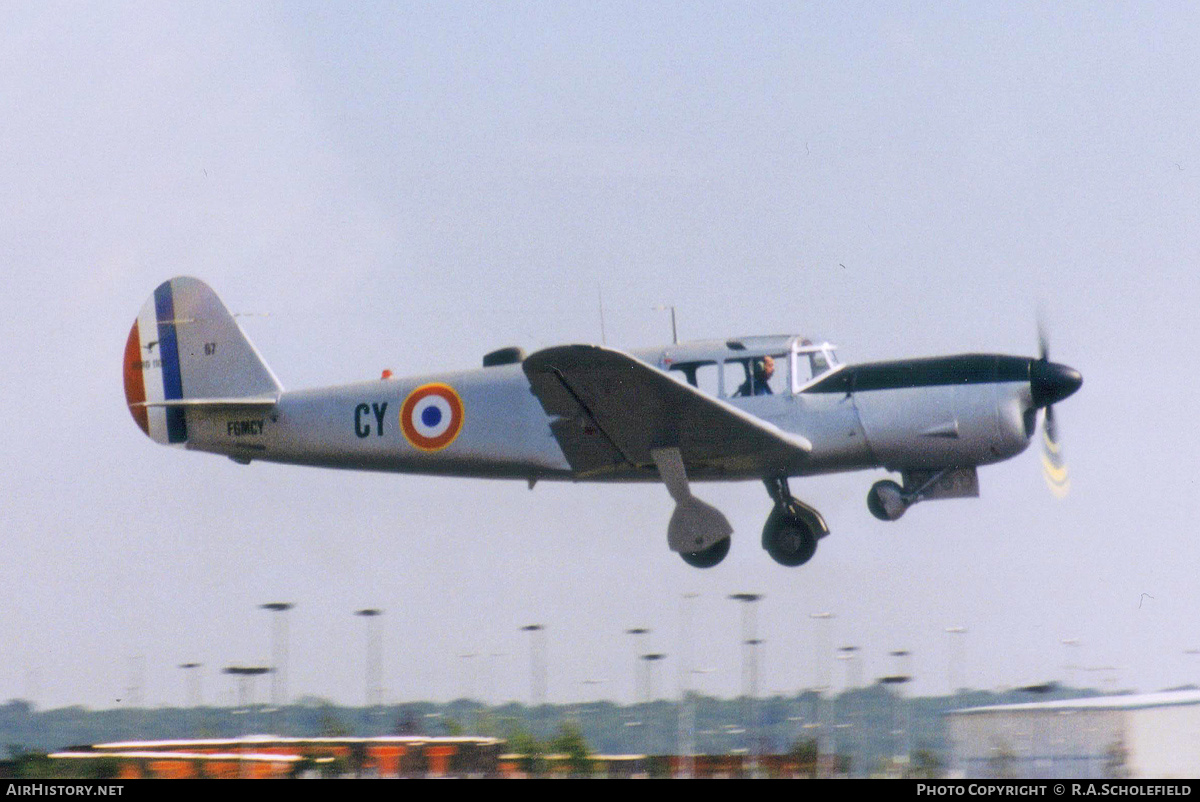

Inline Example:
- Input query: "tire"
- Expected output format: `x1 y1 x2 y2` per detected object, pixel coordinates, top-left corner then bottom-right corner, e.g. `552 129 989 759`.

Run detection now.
867 479 906 521
680 537 731 568
762 509 817 567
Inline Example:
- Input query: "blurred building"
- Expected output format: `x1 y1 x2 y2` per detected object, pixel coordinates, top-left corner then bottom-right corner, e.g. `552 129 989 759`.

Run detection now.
49 736 504 779
45 736 825 778
947 689 1200 779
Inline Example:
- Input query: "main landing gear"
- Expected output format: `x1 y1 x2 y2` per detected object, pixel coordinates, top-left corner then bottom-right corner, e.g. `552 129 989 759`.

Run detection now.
761 477 829 567
651 447 734 569
680 537 732 569
653 446 829 568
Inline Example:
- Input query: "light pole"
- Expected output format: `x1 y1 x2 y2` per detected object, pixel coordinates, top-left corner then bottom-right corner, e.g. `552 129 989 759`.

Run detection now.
521 624 547 706
809 611 834 777
179 661 202 736
730 593 764 774
460 652 479 732
178 662 202 708
881 649 913 776
223 665 271 735
945 626 968 694
625 627 650 704
356 608 384 735
1061 638 1081 689
260 603 294 708
831 722 853 773
640 653 667 702
261 602 294 735
837 646 860 691
636 652 664 756
578 678 605 727
678 593 699 778
685 666 715 777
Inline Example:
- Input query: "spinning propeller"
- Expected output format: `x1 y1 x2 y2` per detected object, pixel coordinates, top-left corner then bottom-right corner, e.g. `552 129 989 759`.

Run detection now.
1032 324 1081 498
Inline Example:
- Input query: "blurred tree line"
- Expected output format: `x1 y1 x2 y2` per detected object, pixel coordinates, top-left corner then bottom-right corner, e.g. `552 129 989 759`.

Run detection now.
0 684 1106 777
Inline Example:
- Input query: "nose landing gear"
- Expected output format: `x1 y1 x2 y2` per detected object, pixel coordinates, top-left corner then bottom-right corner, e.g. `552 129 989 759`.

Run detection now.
867 468 979 521
867 479 908 521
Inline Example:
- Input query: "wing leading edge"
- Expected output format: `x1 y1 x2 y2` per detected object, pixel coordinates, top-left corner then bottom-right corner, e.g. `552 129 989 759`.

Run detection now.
522 344 811 479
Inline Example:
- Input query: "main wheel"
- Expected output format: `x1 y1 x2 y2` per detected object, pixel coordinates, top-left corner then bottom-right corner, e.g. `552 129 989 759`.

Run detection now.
680 537 731 568
762 508 817 567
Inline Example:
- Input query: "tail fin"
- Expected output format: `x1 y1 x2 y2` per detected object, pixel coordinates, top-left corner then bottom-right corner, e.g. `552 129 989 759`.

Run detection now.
123 277 282 444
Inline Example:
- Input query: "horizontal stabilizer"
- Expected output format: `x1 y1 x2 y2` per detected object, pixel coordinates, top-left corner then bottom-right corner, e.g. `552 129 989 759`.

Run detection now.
131 396 279 408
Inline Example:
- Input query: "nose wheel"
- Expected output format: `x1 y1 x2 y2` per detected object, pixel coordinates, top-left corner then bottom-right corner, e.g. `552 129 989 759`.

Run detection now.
762 478 828 567
866 469 966 521
867 479 908 521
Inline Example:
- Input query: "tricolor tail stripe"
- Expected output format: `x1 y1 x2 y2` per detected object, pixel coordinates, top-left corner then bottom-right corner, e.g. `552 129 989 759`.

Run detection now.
153 281 188 444
123 323 149 435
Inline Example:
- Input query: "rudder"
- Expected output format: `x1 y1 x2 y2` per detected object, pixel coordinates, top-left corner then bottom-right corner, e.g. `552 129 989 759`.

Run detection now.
123 277 282 444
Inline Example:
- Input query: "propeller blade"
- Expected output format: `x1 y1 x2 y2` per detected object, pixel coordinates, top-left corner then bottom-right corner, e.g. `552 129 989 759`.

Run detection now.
1044 403 1059 447
1040 405 1070 499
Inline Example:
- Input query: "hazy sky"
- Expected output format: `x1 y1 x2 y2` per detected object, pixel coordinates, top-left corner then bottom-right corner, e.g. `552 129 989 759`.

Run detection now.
3 2 1199 711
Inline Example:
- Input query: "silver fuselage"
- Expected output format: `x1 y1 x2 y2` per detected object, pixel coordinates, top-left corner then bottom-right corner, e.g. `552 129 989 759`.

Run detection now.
184 353 1035 483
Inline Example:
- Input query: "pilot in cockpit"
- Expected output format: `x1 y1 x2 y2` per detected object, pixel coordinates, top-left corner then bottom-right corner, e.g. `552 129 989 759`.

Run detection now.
737 356 775 397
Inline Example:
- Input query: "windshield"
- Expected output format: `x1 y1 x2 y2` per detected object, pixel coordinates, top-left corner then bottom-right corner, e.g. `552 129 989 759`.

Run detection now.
791 341 839 392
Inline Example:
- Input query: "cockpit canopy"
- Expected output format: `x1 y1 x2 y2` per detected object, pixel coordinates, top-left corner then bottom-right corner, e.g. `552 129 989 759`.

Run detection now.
653 335 840 398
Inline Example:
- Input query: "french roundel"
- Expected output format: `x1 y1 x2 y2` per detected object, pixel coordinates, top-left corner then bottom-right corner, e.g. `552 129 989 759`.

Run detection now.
400 383 465 451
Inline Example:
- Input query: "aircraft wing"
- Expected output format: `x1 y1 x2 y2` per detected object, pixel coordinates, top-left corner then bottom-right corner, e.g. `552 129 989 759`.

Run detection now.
523 345 812 478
